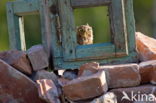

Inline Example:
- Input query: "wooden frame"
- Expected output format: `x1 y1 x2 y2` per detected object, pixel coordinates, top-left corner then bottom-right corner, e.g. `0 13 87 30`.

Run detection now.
53 0 137 69
58 0 129 61
7 0 138 70
7 0 53 56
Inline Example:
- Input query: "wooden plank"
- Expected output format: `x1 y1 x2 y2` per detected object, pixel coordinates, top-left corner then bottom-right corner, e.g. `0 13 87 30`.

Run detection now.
76 43 115 60
58 0 77 61
13 0 39 16
71 0 111 8
7 2 25 50
54 52 138 69
124 0 136 53
110 0 128 56
39 0 52 58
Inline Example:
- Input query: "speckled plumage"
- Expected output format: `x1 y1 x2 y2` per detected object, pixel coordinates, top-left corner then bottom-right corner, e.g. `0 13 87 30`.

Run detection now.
77 24 93 45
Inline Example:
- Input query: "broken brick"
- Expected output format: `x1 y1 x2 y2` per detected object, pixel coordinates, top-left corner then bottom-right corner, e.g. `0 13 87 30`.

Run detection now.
0 59 45 103
63 71 108 101
136 32 156 61
27 45 49 71
37 79 60 103
0 50 32 75
78 62 99 77
100 64 141 88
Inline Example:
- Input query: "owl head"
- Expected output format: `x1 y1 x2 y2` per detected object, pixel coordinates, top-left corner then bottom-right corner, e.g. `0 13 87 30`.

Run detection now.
77 24 93 45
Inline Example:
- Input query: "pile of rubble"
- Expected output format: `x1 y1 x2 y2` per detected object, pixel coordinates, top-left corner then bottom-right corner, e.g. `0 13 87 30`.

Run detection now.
0 32 155 103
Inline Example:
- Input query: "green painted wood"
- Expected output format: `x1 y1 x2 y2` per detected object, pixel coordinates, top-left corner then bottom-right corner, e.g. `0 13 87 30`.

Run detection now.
54 52 138 69
39 0 52 57
110 0 128 56
6 0 138 70
71 0 111 8
124 0 136 53
76 43 115 60
58 0 77 61
7 2 25 50
53 0 138 69
13 0 39 16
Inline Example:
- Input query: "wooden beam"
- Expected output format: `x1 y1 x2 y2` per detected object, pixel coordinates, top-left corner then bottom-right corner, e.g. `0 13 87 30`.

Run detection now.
13 1 39 16
71 0 111 8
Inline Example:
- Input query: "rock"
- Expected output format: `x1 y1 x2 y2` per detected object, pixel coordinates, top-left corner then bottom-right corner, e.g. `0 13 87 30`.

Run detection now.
0 50 32 75
63 71 108 101
0 59 46 103
110 85 156 103
90 92 117 103
100 64 141 88
27 45 49 71
37 79 60 103
139 60 156 84
78 62 99 77
136 32 156 61
63 70 78 80
33 70 59 86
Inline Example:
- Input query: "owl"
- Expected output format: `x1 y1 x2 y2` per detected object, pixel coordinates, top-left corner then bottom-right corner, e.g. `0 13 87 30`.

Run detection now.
76 24 93 45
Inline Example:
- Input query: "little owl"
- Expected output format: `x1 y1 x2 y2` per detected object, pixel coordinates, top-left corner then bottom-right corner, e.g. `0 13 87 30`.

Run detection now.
77 24 93 45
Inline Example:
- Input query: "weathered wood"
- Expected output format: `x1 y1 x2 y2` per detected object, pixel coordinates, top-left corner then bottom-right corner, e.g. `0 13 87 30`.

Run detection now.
109 0 128 56
71 0 111 8
7 2 25 50
13 0 39 16
58 0 77 61
76 43 115 60
124 0 136 53
39 0 52 57
54 52 138 69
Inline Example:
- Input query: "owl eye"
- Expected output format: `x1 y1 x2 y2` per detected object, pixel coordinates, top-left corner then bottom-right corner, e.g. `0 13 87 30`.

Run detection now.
79 29 83 32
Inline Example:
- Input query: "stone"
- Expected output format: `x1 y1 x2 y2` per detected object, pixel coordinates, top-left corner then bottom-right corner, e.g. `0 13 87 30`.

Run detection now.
78 62 99 77
27 45 49 71
139 60 156 84
37 79 60 103
136 32 156 61
63 70 78 80
0 50 32 75
100 64 141 88
33 70 59 86
63 71 108 101
90 92 117 103
0 59 46 103
110 85 156 103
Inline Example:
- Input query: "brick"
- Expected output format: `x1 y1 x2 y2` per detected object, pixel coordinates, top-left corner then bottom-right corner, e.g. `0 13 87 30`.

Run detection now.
136 32 156 61
149 63 156 85
0 50 32 75
37 79 60 103
78 62 99 77
0 59 46 103
58 77 70 87
33 70 59 86
27 45 49 71
90 92 117 103
139 60 156 84
100 64 141 88
63 71 108 101
110 85 156 103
